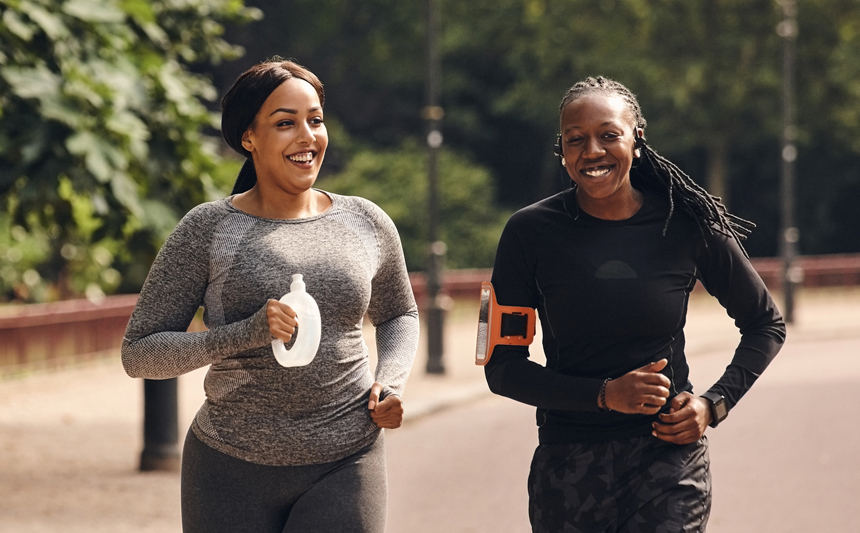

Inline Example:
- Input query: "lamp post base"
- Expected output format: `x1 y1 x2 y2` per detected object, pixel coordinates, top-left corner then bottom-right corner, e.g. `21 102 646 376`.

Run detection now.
139 444 181 472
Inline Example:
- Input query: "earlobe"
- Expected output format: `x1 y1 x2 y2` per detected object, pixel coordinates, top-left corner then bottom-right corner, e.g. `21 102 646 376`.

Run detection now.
561 158 566 166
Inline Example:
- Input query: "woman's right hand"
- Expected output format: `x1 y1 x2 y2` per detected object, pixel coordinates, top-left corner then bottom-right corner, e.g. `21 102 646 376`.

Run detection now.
604 359 671 415
266 299 298 343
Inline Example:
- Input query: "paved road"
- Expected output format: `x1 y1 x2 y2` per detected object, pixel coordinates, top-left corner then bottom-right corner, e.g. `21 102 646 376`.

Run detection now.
386 333 860 533
387 396 535 533
0 287 857 532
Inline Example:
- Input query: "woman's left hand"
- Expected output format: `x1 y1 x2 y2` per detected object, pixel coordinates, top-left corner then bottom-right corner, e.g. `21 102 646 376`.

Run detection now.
368 382 404 429
651 392 712 445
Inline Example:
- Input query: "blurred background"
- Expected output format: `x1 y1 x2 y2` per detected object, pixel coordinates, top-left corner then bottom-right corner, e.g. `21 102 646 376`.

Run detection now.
1 0 859 305
2 1 860 532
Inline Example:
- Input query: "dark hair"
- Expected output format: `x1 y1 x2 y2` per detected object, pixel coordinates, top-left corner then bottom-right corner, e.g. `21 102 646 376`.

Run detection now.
559 76 754 256
221 58 325 194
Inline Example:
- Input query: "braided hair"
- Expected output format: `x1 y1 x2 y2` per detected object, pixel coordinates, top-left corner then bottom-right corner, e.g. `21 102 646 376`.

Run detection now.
559 76 754 256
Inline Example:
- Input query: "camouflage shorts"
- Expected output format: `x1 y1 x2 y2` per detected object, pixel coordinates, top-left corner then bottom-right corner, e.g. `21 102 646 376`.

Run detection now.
528 435 711 533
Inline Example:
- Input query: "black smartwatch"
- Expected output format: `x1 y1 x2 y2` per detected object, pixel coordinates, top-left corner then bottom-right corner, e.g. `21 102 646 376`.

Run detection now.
700 391 728 428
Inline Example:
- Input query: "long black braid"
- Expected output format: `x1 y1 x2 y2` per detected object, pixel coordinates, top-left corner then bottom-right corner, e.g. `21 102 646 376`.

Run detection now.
559 76 754 256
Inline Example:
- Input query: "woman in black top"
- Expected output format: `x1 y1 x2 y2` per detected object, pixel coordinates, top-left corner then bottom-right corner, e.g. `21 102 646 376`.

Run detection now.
484 76 786 532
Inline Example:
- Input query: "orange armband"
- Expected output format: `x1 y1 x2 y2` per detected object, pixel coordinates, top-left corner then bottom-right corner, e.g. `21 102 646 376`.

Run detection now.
475 282 536 366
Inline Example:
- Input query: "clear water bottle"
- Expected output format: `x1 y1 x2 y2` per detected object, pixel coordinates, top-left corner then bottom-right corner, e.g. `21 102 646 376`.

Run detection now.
271 274 321 367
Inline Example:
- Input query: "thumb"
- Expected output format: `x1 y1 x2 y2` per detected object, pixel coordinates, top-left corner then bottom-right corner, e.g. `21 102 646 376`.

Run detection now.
376 393 401 415
671 392 690 411
638 359 668 373
368 382 383 411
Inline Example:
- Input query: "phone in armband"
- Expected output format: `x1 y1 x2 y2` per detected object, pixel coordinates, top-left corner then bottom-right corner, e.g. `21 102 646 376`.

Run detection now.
475 282 536 366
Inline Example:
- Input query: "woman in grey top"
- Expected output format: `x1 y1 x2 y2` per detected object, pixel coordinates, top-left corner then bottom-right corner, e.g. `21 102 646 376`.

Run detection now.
122 59 419 533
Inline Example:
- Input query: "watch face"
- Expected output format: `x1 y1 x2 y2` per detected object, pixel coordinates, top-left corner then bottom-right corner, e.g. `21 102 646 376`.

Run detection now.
714 400 728 420
703 392 728 424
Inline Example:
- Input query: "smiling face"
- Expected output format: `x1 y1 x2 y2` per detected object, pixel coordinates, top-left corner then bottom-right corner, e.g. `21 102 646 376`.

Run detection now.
241 77 327 196
560 93 642 217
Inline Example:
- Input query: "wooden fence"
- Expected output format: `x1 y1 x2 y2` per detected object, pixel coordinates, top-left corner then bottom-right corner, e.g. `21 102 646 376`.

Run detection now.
409 254 860 300
2 254 859 376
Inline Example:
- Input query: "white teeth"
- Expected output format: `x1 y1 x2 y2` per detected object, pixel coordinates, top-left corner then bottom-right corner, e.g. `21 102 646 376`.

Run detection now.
584 167 610 177
288 152 314 163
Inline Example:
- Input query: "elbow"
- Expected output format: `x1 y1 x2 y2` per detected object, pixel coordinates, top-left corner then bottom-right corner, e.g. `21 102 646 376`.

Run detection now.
484 363 506 397
121 354 141 379
120 340 145 378
770 315 788 345
774 305 788 343
742 314 788 346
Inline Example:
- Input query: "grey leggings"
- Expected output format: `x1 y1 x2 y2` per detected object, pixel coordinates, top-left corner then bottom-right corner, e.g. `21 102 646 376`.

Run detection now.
181 428 388 533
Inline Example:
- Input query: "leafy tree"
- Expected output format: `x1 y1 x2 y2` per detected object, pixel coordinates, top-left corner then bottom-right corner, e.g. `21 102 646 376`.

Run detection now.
439 0 860 256
0 0 259 301
318 134 510 271
5 0 858 304
791 0 860 254
219 0 513 271
220 0 860 258
217 0 426 149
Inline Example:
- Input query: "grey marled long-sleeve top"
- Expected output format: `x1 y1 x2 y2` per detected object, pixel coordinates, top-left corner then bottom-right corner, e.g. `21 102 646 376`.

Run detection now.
121 192 419 466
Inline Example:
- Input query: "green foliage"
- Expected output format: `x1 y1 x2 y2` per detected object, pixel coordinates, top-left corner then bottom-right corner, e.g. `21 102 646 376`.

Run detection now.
0 212 51 302
0 0 260 301
217 0 426 147
319 137 510 271
3 0 860 305
439 0 860 256
225 0 860 257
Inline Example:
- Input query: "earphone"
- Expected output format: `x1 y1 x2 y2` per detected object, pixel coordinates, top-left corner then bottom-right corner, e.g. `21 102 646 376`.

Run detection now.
552 133 577 219
634 128 645 148
553 134 566 166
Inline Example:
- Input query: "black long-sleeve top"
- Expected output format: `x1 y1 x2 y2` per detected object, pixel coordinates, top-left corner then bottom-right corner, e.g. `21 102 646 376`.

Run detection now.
484 188 786 444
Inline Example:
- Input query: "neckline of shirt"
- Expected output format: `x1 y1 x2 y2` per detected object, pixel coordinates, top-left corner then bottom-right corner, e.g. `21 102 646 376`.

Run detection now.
572 187 656 226
224 190 337 223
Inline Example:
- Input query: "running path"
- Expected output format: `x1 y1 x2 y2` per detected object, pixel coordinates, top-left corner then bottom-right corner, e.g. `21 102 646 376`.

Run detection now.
0 287 857 532
385 334 860 533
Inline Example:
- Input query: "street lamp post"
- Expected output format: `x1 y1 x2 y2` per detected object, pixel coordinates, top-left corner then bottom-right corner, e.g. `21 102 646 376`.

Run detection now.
139 378 181 471
424 0 446 374
778 0 799 323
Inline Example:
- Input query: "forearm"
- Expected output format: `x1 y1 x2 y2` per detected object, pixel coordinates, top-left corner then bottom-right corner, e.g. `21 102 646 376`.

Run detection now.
373 310 419 397
122 330 213 379
122 305 272 379
698 230 787 376
704 363 759 412
729 326 786 375
485 348 604 412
